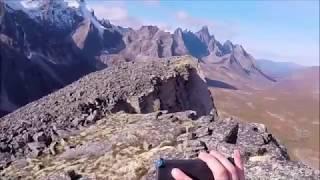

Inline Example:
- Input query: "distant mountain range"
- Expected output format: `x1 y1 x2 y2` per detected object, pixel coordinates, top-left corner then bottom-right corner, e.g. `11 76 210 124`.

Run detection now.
256 59 305 79
0 0 308 117
272 66 319 94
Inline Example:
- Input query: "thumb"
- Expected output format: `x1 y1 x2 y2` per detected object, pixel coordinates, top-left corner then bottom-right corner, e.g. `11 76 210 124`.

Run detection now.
171 168 192 180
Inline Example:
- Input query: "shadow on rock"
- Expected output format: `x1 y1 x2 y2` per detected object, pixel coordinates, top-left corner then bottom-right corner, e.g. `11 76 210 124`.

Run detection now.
205 78 238 90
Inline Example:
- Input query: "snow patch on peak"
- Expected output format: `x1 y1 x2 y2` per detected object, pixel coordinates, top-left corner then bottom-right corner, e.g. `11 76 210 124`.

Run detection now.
20 0 41 9
6 0 106 35
64 0 79 8
5 0 79 31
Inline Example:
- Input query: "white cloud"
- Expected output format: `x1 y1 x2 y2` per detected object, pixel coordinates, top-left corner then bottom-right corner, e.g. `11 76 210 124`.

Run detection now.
240 37 320 66
88 2 143 29
174 10 238 41
176 10 189 20
93 6 128 21
88 1 171 31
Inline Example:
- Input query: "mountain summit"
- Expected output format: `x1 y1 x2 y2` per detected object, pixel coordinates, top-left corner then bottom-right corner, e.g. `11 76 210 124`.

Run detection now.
195 26 212 45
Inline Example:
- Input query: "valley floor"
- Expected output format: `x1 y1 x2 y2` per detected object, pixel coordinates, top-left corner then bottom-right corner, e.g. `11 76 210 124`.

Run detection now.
210 87 320 169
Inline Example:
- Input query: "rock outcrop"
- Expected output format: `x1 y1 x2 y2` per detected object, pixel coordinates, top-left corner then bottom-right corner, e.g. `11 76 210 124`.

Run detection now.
0 56 318 179
0 56 215 170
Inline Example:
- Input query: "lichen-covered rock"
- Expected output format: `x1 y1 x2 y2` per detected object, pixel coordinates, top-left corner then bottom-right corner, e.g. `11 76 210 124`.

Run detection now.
0 56 318 179
0 56 215 169
1 112 318 179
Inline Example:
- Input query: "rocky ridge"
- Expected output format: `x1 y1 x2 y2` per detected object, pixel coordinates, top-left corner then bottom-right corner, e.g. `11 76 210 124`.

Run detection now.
0 56 319 179
0 56 215 170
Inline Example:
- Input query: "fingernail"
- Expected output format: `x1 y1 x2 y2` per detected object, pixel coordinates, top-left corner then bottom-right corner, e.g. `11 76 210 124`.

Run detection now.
171 168 179 175
171 168 181 178
172 168 192 180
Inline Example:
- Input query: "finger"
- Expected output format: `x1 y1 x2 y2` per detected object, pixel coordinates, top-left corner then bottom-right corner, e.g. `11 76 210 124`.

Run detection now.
198 151 229 180
210 150 238 180
234 150 243 170
171 168 192 180
234 150 245 180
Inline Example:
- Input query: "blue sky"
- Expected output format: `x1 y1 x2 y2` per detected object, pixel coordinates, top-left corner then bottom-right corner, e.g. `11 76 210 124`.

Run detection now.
86 0 319 66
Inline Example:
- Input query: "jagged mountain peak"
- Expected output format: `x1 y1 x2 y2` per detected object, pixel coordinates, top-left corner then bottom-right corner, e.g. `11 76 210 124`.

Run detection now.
139 25 159 32
170 26 263 79
100 19 112 28
197 25 210 35
196 25 213 45
229 44 256 69
172 27 189 56
221 40 234 54
174 27 183 34
226 44 276 82
223 40 233 46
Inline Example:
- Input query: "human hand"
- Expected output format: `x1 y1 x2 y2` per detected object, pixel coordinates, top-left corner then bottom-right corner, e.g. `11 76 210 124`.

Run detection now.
171 150 245 180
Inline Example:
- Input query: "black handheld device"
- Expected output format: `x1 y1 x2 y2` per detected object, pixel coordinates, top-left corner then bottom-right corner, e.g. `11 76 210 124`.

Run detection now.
156 159 214 180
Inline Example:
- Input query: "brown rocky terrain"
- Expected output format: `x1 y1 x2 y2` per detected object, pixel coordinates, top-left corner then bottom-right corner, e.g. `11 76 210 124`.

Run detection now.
0 56 319 179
